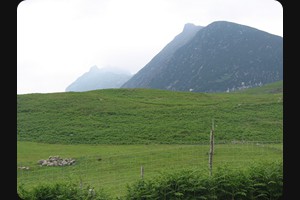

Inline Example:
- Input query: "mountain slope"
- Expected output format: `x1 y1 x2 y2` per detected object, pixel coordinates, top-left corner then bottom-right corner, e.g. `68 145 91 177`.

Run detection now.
122 21 283 92
121 23 203 88
66 66 132 92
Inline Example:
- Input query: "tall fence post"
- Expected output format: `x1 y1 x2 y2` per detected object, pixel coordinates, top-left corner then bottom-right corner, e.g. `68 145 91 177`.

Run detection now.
140 165 144 179
209 119 214 176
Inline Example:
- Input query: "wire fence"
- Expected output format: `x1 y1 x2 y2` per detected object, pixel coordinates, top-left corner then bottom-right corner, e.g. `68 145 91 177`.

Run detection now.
17 140 283 198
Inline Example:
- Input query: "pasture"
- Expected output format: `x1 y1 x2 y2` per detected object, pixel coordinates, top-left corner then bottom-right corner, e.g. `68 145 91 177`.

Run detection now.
17 84 283 198
17 141 282 198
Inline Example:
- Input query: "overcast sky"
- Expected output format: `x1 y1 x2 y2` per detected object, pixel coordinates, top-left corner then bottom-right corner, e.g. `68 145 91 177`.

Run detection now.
17 0 283 94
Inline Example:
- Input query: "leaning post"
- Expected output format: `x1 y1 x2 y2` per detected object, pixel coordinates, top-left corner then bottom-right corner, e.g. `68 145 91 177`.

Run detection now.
209 119 214 176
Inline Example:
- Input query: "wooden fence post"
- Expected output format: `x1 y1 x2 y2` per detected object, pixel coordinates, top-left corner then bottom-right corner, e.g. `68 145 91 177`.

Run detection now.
141 165 144 179
209 119 214 176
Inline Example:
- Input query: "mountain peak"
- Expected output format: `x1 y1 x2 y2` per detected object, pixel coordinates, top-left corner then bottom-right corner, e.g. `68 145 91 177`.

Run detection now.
122 21 283 92
89 65 99 72
182 23 199 32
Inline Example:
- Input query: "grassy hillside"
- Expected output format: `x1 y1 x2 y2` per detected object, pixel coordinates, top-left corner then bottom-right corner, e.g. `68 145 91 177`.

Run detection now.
17 87 283 144
236 80 283 94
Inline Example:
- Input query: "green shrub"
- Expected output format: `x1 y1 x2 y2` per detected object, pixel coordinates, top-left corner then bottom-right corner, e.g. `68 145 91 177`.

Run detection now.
124 161 283 200
125 170 213 200
247 161 283 200
17 182 111 200
212 166 253 200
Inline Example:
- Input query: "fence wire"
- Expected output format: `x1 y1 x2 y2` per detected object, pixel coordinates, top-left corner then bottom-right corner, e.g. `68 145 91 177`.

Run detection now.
17 140 282 198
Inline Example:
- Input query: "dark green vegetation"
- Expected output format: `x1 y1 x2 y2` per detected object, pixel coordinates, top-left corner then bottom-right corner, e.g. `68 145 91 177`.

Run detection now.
18 182 111 200
18 161 282 200
17 85 282 144
125 161 282 200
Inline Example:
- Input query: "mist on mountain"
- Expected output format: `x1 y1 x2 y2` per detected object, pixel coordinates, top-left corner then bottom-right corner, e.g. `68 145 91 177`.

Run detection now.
66 66 132 92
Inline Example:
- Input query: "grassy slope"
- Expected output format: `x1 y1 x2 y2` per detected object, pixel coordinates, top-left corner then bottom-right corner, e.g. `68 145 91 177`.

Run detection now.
17 82 283 197
17 141 282 197
17 86 283 144
236 80 283 94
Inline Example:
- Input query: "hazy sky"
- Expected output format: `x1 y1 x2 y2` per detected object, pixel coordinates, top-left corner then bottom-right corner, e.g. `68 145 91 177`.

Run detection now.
17 0 283 94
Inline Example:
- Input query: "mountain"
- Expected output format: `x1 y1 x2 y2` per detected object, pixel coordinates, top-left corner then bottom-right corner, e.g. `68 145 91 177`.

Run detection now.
66 66 132 92
121 23 203 88
121 21 283 92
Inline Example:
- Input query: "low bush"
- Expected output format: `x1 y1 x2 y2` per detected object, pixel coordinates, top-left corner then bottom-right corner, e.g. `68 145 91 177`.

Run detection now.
17 161 282 199
17 182 111 200
125 161 283 200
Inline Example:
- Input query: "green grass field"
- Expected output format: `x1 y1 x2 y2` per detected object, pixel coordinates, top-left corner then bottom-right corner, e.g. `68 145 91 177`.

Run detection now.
17 84 282 145
237 80 283 94
17 141 282 198
17 82 283 198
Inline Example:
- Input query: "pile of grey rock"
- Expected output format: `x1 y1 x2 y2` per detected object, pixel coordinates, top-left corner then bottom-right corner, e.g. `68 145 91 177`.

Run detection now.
18 166 30 170
38 156 76 167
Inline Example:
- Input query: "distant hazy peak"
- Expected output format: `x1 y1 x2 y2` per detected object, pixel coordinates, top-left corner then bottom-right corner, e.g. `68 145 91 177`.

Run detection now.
182 23 200 32
65 65 132 92
89 65 99 72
